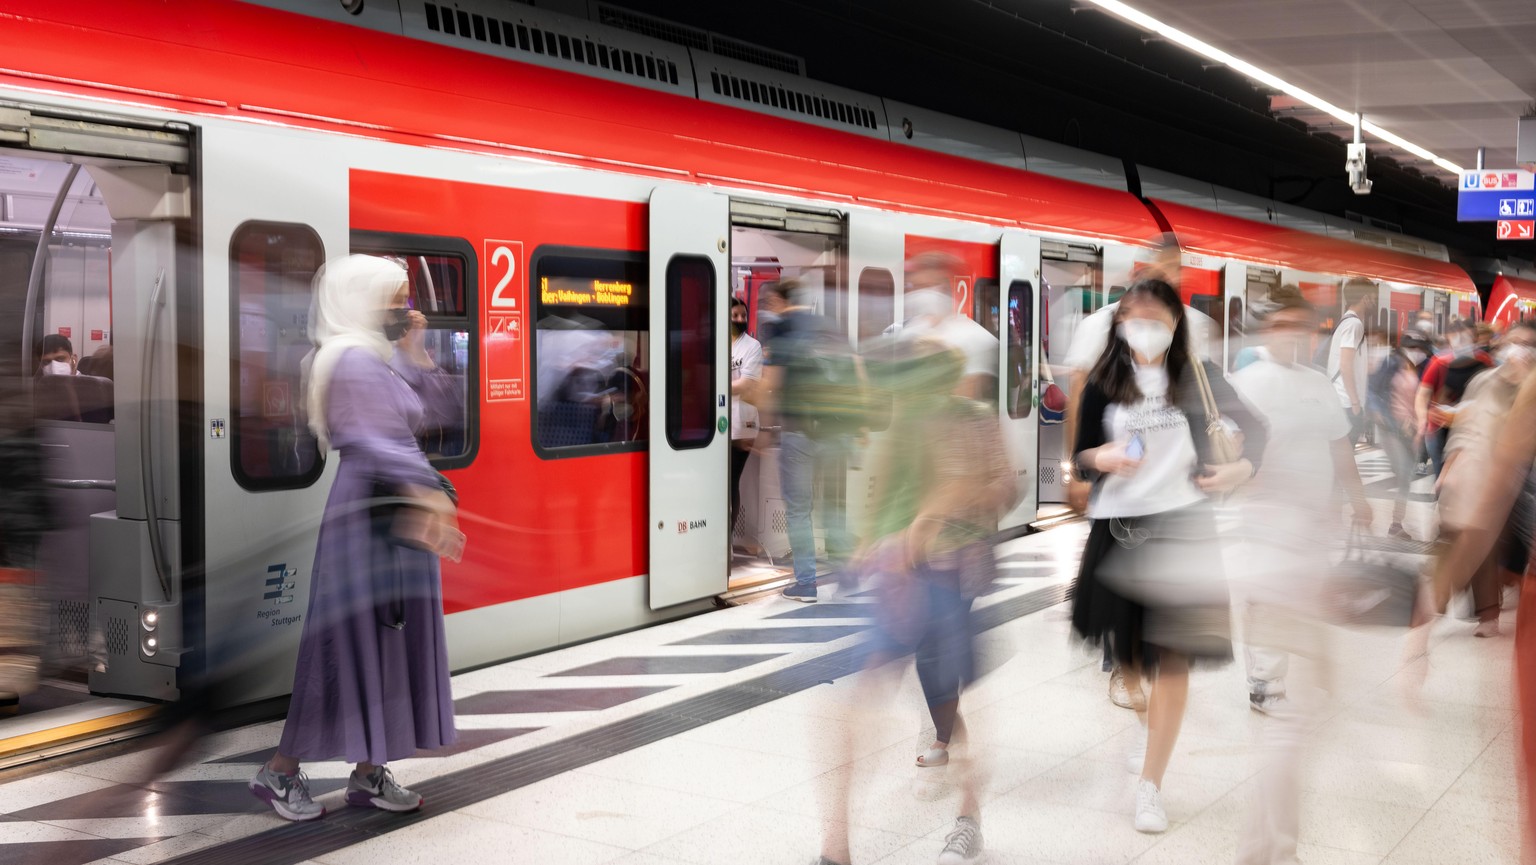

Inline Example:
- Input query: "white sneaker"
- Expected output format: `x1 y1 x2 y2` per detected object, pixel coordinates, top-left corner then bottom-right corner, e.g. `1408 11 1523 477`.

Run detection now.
1108 667 1146 711
937 815 984 865
1125 725 1147 774
1249 691 1291 716
1133 778 1167 833
1474 620 1501 638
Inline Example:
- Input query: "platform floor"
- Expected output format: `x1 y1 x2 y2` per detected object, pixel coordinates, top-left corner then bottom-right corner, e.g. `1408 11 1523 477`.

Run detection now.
0 464 1521 865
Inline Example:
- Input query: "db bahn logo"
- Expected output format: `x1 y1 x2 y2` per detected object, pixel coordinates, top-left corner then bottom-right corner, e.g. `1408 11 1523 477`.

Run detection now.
676 519 708 534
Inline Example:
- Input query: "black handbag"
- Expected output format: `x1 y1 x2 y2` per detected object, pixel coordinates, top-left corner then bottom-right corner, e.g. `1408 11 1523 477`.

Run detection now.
370 471 458 628
1324 531 1421 627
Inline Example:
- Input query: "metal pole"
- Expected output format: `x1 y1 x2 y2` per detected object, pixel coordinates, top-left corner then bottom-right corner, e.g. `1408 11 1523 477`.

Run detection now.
20 162 82 393
1477 147 1486 170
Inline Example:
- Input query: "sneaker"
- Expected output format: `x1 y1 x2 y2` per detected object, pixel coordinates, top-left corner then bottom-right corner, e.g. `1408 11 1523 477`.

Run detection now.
1125 724 1147 774
937 815 983 865
1109 667 1146 711
781 582 818 603
1249 692 1291 716
249 765 325 822
346 765 423 812
1474 620 1501 638
1388 522 1413 541
1133 778 1167 833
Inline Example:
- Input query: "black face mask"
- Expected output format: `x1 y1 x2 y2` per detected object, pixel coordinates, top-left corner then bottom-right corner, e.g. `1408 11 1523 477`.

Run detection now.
730 320 746 337
382 307 412 342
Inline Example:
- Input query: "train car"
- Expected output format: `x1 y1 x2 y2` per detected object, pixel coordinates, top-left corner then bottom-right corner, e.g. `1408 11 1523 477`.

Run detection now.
1487 273 1536 328
0 0 1481 762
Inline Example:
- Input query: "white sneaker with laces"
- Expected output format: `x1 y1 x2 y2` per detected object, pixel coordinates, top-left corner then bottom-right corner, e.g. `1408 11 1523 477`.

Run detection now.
249 765 325 822
1133 778 1167 833
937 815 983 865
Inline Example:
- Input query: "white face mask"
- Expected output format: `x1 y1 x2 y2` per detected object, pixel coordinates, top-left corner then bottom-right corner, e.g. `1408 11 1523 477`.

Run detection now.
42 359 71 376
1118 319 1175 360
1404 349 1427 366
1499 344 1534 369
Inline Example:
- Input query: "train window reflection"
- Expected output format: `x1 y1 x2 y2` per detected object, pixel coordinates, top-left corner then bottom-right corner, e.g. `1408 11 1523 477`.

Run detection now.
665 255 716 451
531 248 649 458
856 267 894 347
1007 280 1033 420
230 221 325 491
352 233 478 469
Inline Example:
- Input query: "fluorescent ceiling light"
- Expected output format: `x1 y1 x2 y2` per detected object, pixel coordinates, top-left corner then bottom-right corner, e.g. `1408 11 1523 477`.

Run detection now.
1080 0 1464 176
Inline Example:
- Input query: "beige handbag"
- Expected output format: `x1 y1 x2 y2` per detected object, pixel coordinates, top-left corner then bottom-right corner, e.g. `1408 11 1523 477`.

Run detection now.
1188 352 1240 465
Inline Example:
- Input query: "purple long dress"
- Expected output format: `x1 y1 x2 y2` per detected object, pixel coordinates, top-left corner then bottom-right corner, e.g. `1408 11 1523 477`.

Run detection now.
278 348 457 764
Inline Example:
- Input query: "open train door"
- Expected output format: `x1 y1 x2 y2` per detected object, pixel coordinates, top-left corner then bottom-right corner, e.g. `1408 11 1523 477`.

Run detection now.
998 229 1041 532
647 186 730 609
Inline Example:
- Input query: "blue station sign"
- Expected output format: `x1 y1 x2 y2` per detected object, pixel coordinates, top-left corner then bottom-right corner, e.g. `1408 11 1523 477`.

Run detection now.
1459 169 1536 222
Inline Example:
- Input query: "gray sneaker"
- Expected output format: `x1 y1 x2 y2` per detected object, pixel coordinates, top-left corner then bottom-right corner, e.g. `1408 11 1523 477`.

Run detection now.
346 765 423 812
249 765 325 822
938 815 983 865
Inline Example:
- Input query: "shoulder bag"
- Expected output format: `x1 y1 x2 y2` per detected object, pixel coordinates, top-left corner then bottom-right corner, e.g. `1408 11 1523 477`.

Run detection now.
1188 352 1240 465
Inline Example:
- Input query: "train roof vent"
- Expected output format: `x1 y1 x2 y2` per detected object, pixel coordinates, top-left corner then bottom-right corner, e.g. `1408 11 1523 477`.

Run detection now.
698 57 886 139
407 1 693 95
595 3 804 75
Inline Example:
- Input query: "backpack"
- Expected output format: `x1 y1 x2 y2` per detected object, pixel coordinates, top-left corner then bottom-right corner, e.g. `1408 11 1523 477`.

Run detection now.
778 313 876 437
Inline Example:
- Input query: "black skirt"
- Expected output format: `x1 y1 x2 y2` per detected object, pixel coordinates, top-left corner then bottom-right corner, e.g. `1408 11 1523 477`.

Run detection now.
1070 506 1232 670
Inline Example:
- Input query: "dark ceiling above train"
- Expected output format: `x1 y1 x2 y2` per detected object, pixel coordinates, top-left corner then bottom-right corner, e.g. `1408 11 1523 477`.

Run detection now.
608 0 1536 265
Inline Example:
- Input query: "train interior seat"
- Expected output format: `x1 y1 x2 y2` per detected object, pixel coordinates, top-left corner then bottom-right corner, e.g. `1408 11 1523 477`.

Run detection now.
538 400 601 448
36 421 116 673
34 374 114 425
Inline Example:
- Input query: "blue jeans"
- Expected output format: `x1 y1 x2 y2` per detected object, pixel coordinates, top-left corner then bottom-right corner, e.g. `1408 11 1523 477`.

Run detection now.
778 430 849 587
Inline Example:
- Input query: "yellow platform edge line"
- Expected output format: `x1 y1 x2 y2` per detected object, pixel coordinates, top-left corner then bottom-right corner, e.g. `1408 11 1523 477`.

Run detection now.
0 706 160 759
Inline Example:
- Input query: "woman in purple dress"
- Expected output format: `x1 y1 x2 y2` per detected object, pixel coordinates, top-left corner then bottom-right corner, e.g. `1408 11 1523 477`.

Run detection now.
250 255 465 822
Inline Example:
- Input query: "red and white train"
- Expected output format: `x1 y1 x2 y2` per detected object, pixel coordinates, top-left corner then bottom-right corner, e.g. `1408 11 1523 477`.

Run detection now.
0 0 1523 748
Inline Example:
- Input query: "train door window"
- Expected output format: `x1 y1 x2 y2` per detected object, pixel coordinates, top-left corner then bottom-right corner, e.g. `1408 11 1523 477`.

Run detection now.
856 267 895 347
231 221 325 491
974 278 1001 338
1006 281 1034 419
665 255 716 450
1239 268 1280 372
1041 241 1102 367
530 248 648 458
728 200 847 330
351 233 478 468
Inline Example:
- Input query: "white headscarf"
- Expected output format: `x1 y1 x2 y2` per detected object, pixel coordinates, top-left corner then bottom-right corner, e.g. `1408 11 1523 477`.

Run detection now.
304 254 407 452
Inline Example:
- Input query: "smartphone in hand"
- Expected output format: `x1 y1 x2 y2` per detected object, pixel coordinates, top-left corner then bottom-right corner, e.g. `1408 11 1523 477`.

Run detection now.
1125 434 1145 461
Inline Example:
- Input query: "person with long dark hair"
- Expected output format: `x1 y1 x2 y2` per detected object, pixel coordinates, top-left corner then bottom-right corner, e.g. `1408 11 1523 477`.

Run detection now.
1070 278 1267 833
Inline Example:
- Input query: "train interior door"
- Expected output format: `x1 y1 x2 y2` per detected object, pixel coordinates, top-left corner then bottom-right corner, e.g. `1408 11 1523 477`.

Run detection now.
1037 241 1104 507
0 108 193 765
648 186 729 608
724 200 847 594
997 231 1040 531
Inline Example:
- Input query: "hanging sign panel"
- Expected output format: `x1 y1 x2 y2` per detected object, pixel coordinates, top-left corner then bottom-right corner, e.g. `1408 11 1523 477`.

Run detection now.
1497 220 1535 241
1458 169 1536 221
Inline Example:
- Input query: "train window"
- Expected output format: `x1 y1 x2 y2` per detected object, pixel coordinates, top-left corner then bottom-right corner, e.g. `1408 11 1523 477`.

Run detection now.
663 256 715 454
974 278 1001 338
351 232 479 469
1007 280 1034 420
531 248 649 459
230 221 325 492
665 255 717 451
856 267 894 347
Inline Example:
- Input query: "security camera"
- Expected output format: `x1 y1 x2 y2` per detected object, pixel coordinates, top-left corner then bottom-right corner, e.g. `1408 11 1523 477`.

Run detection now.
1346 142 1372 195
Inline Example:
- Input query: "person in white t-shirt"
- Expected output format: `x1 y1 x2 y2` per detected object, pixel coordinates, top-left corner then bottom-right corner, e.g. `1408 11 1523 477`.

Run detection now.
1324 280 1378 439
1070 277 1267 834
1230 285 1370 865
728 299 763 536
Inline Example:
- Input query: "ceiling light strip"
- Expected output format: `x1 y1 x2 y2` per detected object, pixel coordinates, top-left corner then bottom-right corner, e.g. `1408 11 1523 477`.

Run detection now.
1081 0 1464 176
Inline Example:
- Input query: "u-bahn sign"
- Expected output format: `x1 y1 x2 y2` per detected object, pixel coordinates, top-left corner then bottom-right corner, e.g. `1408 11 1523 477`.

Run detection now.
1459 169 1536 222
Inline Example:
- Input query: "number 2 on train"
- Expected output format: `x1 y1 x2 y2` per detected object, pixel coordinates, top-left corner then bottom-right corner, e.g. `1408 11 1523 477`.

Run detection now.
487 241 523 309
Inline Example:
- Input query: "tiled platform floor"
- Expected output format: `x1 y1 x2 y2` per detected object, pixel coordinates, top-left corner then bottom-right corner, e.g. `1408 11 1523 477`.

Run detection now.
0 458 1521 865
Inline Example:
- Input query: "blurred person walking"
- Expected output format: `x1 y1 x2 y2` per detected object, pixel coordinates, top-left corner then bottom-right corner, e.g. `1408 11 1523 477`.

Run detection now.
815 339 1014 865
1366 333 1431 540
1432 366 1536 863
1229 287 1370 864
1415 319 1494 477
1070 278 1267 833
901 251 1000 404
250 255 466 822
1432 321 1536 638
761 279 862 603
